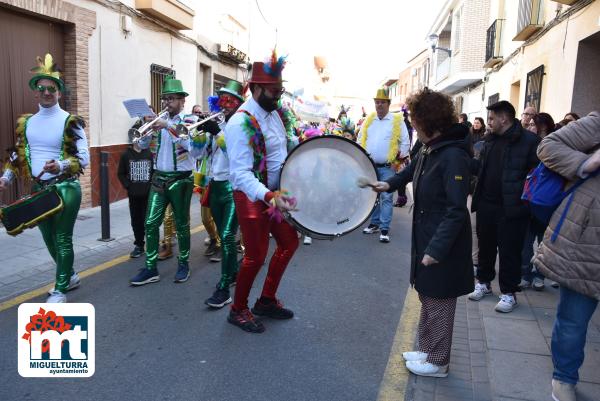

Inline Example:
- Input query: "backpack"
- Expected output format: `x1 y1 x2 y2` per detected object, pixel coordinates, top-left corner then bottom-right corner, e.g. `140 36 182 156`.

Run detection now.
522 162 599 242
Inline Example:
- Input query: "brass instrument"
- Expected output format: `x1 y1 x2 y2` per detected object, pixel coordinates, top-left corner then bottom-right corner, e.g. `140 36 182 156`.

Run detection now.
133 109 169 139
175 111 225 138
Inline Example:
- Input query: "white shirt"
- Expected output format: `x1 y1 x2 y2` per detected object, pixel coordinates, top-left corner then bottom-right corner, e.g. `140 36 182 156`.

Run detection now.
225 97 295 202
138 112 200 172
27 103 89 180
358 113 410 164
210 122 230 181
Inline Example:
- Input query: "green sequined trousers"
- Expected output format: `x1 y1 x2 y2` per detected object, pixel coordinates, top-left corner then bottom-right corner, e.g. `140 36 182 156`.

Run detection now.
35 180 82 293
145 171 193 269
209 180 239 289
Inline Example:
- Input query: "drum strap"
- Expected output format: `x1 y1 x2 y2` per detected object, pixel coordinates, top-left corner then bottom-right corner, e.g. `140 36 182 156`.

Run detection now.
237 110 268 186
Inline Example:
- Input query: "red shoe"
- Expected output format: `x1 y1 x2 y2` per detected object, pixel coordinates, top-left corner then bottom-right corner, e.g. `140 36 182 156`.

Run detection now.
227 308 265 333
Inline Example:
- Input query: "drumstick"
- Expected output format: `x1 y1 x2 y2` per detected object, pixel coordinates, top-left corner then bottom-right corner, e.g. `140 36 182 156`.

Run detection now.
356 176 376 189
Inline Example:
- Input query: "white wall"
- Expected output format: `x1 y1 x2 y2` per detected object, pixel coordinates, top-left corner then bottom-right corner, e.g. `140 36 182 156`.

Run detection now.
79 1 200 147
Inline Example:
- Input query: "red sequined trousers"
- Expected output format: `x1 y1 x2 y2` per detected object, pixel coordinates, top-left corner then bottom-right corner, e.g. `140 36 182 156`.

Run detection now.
232 191 299 311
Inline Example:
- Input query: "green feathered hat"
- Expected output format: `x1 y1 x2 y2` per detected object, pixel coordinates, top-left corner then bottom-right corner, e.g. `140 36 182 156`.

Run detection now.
161 76 188 97
29 53 65 92
217 80 245 102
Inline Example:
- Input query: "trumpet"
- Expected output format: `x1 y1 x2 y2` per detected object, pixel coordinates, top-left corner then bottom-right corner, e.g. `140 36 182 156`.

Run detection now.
133 109 169 138
175 111 225 138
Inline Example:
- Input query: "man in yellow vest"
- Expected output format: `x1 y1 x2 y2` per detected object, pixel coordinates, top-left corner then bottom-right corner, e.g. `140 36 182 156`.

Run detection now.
358 88 410 243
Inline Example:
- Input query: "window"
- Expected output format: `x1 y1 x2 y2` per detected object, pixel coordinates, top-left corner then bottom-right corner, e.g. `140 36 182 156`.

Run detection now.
487 93 500 119
150 64 175 112
524 65 544 112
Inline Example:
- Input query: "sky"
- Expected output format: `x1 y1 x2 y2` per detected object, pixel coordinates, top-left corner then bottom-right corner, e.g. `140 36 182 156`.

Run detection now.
247 0 447 100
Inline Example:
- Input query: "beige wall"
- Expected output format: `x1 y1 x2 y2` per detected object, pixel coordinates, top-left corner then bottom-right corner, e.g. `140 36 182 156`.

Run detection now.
485 0 600 118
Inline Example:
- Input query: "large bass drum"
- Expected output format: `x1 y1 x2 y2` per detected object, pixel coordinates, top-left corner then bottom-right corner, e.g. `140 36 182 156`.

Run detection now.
279 136 378 240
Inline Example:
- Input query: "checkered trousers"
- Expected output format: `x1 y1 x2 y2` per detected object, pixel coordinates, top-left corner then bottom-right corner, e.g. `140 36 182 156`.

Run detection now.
417 294 458 366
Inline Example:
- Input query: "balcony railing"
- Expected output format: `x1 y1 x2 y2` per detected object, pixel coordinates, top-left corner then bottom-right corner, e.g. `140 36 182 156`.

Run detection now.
550 0 579 4
436 57 451 83
484 19 504 68
514 0 543 41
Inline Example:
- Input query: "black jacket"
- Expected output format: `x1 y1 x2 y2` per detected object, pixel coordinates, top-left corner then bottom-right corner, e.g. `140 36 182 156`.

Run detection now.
117 147 153 197
386 124 474 299
471 120 540 219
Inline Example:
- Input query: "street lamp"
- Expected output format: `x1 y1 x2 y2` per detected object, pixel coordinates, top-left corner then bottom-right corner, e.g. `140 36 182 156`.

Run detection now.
428 33 452 56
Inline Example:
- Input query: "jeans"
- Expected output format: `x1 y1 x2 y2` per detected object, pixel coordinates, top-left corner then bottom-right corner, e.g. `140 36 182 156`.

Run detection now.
552 286 598 384
370 166 395 231
521 217 547 282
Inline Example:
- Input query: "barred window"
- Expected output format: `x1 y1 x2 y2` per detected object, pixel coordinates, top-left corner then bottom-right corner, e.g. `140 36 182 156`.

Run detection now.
524 65 544 112
150 64 175 112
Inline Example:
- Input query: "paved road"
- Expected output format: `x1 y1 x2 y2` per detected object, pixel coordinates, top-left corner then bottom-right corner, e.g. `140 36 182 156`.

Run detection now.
0 209 413 401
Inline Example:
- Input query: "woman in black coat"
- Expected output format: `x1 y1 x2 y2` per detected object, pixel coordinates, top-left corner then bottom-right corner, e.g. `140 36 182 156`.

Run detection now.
372 88 474 377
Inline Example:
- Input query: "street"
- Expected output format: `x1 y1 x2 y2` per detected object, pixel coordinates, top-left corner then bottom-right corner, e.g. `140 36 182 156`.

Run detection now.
0 207 413 401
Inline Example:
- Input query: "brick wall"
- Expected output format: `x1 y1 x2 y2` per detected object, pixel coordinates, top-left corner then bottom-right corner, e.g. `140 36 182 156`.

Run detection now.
0 0 96 207
89 144 129 207
459 0 491 73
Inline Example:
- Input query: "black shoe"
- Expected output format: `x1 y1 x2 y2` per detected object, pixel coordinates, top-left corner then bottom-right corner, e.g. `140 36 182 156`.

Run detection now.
205 288 232 308
227 308 265 333
251 297 294 319
130 268 160 286
174 261 190 283
204 239 219 256
130 245 144 258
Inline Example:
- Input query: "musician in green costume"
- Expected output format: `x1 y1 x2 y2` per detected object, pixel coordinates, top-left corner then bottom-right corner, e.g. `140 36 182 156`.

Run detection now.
0 54 89 303
129 77 204 286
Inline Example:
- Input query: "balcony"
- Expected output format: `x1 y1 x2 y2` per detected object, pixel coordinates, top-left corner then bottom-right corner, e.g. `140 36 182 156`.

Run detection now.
484 19 504 68
136 0 194 30
436 57 451 83
513 0 543 41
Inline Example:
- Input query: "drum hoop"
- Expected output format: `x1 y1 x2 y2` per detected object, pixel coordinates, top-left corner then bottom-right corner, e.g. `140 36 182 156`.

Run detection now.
280 135 379 240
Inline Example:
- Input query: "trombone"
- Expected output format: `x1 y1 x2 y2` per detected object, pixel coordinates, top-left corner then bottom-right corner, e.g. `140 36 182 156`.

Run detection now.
133 109 169 139
175 111 225 138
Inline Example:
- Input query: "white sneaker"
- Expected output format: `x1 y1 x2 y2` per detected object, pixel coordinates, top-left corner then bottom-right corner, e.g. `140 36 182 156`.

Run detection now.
46 290 67 303
468 282 492 301
532 277 545 291
362 224 379 234
405 360 448 377
495 294 518 313
303 236 312 245
379 231 390 243
48 273 81 296
550 280 560 288
519 278 531 289
402 351 428 362
204 237 211 246
552 379 576 401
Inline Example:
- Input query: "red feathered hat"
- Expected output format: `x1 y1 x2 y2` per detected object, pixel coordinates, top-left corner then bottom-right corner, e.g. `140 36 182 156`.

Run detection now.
247 49 287 84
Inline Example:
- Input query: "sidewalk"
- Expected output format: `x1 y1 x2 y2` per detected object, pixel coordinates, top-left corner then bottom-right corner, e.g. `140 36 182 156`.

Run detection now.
0 198 203 303
405 282 600 401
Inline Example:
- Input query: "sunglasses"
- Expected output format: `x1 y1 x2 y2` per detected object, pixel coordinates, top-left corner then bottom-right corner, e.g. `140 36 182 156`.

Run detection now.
260 86 285 95
162 96 183 102
36 84 58 93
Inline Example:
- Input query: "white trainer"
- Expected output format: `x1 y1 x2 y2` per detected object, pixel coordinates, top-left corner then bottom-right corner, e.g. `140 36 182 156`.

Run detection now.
495 294 518 313
402 351 428 362
468 282 492 301
551 379 576 401
519 278 531 289
532 277 545 291
48 273 81 296
303 236 312 245
46 290 67 303
405 360 448 377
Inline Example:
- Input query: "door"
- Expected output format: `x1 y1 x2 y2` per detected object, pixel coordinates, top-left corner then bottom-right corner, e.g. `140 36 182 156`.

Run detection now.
0 5 65 204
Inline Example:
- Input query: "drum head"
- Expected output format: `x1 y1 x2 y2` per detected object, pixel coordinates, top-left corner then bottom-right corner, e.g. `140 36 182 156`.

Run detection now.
280 136 378 239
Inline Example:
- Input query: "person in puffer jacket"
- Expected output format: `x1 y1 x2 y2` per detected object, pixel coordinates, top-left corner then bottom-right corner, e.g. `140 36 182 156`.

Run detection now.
533 111 600 401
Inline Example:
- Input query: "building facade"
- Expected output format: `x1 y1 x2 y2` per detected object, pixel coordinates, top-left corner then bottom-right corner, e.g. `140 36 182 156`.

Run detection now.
0 0 249 207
